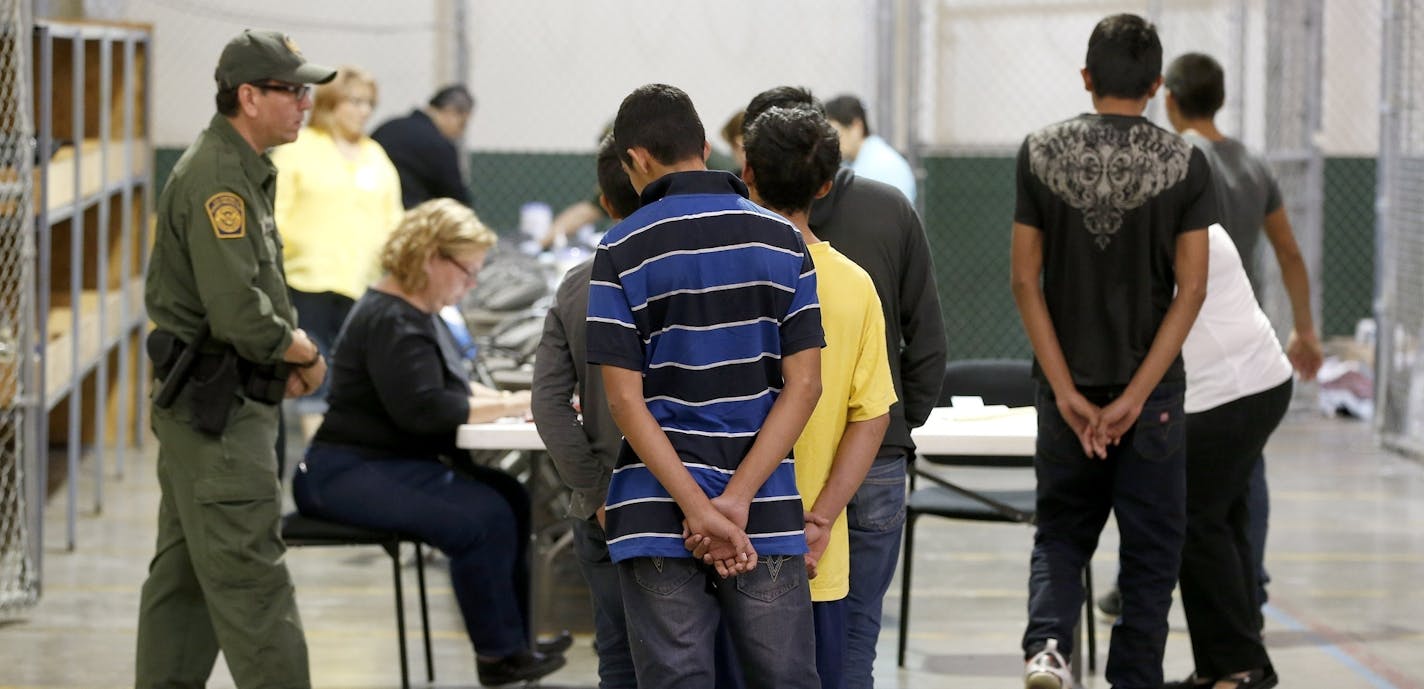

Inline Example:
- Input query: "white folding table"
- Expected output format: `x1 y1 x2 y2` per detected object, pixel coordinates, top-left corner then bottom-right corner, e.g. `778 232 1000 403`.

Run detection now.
455 405 1036 454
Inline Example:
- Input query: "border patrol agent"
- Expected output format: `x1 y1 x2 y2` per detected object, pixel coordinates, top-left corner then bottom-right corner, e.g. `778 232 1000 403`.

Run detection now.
136 30 335 689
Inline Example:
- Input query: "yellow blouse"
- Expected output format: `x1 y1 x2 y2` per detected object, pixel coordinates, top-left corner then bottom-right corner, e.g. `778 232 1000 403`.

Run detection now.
272 127 404 300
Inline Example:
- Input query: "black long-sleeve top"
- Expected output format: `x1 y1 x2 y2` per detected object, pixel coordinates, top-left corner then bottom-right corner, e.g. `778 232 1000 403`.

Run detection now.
370 109 472 209
313 288 470 460
809 168 948 454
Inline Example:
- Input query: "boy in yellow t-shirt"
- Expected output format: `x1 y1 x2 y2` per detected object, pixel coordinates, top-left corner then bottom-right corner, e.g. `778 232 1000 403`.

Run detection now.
743 105 897 689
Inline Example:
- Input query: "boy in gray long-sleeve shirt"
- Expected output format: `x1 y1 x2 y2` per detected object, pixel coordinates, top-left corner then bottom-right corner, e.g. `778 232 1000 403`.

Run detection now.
531 134 641 689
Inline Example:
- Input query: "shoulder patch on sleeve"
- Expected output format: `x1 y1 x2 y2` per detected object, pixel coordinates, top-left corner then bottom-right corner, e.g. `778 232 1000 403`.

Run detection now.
205 192 245 239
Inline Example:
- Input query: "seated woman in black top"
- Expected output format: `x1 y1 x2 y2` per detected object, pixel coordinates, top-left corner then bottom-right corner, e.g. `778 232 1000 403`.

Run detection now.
293 198 564 685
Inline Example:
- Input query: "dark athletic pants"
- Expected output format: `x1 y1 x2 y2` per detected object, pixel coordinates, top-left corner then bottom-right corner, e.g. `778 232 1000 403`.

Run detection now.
1179 378 1292 677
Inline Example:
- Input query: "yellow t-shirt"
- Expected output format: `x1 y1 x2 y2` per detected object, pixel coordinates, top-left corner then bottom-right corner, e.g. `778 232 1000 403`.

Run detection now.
272 127 404 300
795 241 897 602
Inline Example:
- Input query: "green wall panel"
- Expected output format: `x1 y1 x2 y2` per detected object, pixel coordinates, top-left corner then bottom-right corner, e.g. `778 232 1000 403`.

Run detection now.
1321 157 1376 337
154 147 181 196
921 155 1029 360
154 146 1379 357
469 151 598 238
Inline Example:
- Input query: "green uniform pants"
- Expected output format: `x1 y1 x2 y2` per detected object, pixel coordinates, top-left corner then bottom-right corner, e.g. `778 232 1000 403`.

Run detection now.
135 393 309 689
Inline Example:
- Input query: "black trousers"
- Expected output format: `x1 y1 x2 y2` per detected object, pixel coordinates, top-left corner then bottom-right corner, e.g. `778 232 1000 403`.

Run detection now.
1179 378 1293 678
1025 381 1187 689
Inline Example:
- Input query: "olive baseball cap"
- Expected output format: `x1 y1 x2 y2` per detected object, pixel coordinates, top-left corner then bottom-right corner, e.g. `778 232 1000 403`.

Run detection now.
214 30 337 89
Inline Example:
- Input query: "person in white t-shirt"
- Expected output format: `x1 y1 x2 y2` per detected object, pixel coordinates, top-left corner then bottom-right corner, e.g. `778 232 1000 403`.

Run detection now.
1164 223 1290 689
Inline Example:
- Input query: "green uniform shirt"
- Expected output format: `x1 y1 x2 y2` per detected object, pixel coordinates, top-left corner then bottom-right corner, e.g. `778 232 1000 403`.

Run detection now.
147 113 296 364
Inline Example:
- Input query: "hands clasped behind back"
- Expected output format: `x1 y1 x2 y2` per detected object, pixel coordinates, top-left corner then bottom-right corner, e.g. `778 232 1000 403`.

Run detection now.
681 494 758 578
1056 388 1147 460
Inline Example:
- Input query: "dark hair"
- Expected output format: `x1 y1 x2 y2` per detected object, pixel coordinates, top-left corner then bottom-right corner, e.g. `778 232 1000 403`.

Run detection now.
215 84 240 116
429 84 474 113
612 83 705 166
1084 14 1162 100
743 86 822 138
596 134 640 219
744 106 841 213
824 94 870 136
1164 52 1225 119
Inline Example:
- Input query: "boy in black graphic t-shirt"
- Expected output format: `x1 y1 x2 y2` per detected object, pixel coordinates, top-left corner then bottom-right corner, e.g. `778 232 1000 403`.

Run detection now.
1009 14 1216 689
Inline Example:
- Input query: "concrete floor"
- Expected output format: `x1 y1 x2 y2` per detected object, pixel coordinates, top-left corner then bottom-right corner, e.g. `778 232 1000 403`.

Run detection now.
3 409 1423 689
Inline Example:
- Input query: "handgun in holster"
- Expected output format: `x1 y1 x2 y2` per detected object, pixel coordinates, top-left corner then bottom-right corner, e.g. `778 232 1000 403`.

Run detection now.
148 321 211 410
147 321 231 434
146 323 287 435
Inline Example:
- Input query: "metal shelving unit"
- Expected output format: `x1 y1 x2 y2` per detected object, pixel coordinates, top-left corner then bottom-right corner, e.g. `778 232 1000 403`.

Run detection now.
32 18 151 551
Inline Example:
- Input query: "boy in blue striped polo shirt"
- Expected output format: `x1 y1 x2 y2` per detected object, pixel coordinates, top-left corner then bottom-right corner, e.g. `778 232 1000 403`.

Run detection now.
586 83 824 689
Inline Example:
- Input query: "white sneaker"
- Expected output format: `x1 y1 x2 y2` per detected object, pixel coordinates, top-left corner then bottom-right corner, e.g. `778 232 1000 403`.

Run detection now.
1024 638 1073 689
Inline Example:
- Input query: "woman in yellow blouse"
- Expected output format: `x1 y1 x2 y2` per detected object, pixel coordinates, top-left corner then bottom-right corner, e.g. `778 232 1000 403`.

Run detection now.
273 65 404 435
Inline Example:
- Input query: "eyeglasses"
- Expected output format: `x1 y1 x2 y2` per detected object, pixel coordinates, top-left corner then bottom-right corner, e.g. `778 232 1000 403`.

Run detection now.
249 81 312 100
440 253 481 282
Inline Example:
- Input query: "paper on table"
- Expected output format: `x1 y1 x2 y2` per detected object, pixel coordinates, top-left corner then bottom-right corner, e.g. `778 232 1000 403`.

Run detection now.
928 405 1036 421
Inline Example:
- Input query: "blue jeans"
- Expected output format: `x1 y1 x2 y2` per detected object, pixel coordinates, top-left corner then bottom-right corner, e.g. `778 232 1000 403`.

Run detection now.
1023 382 1187 689
814 599 848 689
293 444 530 657
618 555 819 689
572 517 637 689
844 450 908 689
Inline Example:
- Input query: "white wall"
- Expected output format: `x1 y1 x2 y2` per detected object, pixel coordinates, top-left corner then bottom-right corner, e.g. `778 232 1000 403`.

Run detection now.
466 1 879 152
122 0 879 152
922 1 1140 150
1320 0 1380 156
919 0 1380 156
108 0 1381 156
127 0 450 147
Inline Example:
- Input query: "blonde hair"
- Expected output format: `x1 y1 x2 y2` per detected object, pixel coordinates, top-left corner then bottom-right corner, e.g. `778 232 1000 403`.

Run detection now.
381 198 496 293
309 65 378 134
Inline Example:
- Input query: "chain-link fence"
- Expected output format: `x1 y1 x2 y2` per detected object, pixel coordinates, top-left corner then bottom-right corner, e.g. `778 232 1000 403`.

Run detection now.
96 0 1385 404
1 0 39 616
58 1 1393 416
1258 0 1324 349
1376 0 1424 457
911 0 1379 361
119 0 1383 367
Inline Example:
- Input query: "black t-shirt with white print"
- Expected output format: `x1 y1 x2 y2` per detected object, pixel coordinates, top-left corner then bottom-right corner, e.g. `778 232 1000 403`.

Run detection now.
1014 113 1217 388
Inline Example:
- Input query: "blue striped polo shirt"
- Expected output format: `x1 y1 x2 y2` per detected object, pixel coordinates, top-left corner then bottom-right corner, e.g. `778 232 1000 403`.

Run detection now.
586 170 824 562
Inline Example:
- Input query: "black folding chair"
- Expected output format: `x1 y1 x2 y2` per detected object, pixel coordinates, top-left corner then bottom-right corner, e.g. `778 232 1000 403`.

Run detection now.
281 513 433 689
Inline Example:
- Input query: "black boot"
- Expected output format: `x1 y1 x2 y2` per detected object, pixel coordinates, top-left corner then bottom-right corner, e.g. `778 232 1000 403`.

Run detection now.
476 650 566 686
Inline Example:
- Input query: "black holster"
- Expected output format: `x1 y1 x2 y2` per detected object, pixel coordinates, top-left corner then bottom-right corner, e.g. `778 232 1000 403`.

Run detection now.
146 330 183 382
188 350 241 435
147 329 290 435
